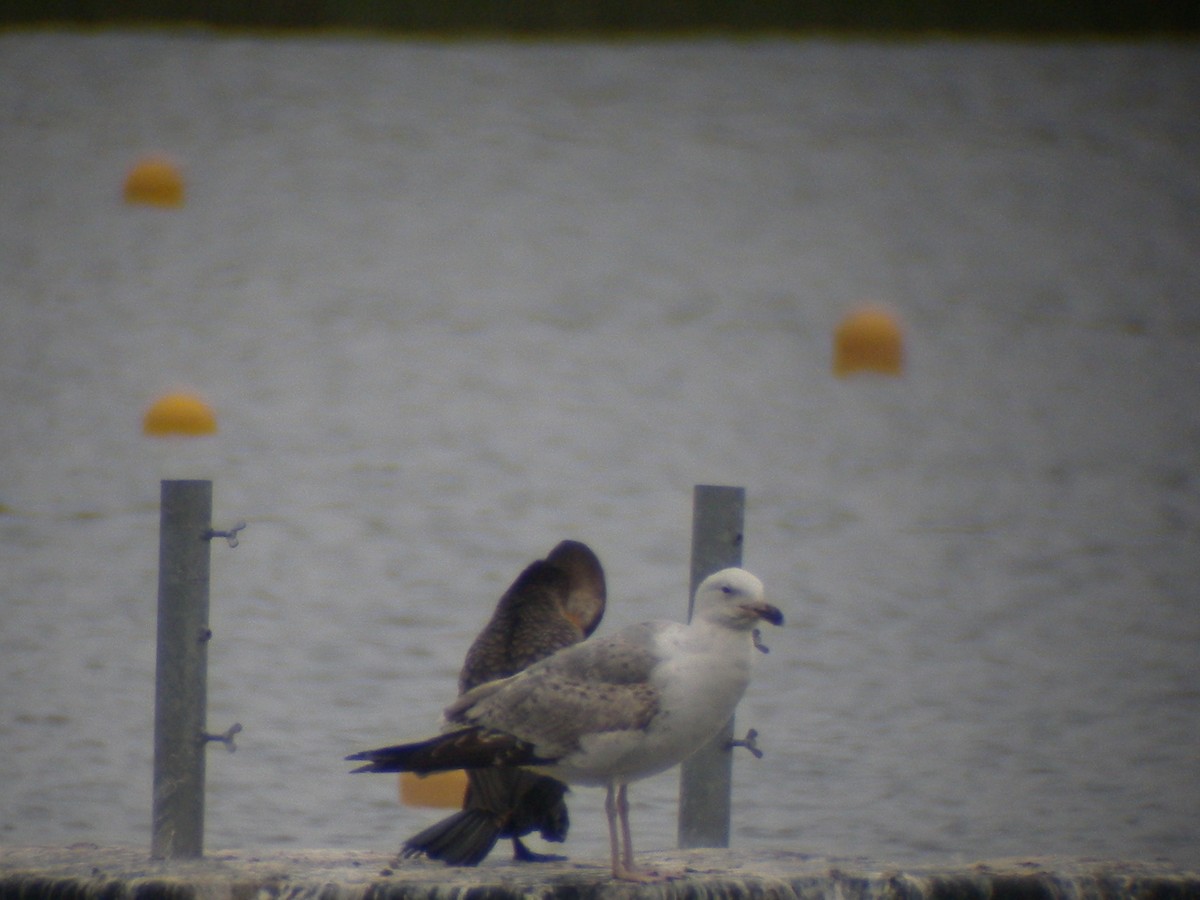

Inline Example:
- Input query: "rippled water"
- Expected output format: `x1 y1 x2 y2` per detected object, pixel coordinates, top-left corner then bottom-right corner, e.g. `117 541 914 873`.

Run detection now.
1 32 1198 868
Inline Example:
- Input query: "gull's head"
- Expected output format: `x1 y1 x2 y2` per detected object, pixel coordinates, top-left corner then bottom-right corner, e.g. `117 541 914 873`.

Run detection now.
694 568 784 630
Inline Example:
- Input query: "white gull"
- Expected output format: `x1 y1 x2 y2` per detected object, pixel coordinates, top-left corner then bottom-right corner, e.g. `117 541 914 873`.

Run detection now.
347 567 782 881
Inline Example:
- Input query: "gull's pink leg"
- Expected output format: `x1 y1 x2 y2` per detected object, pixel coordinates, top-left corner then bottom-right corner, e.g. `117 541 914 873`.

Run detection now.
617 783 635 871
604 782 623 880
604 781 668 881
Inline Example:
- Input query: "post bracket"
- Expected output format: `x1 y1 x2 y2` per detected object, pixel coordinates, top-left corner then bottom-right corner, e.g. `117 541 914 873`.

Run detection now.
204 521 246 548
202 722 243 753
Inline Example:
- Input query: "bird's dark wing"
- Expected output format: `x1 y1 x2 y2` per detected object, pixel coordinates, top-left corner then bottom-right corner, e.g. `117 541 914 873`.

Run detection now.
459 561 581 692
347 726 552 774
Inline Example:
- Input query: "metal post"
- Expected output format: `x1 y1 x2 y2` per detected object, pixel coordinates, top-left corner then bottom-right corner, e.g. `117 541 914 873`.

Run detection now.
678 484 745 849
151 479 212 859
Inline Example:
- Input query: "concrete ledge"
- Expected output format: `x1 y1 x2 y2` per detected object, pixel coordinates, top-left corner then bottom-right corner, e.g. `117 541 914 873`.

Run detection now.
2 847 1197 900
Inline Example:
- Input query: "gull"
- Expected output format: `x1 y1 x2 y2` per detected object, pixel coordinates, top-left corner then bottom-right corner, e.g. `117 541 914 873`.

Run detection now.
348 567 782 881
402 540 607 865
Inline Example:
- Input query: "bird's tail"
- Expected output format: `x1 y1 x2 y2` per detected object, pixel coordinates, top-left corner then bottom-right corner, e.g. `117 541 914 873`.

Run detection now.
400 809 501 867
347 727 547 774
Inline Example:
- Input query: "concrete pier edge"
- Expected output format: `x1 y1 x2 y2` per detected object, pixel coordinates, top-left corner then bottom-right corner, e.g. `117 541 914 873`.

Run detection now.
2 847 1198 900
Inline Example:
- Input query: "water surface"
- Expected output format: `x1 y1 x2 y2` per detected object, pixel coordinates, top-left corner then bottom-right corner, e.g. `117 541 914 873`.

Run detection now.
1 32 1198 867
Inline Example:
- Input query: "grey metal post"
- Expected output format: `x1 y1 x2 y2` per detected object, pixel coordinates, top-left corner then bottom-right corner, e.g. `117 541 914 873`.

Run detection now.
678 484 745 849
151 479 212 859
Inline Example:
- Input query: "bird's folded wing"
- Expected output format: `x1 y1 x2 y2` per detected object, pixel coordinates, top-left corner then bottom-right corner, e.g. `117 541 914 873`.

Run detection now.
540 621 670 685
458 676 659 755
346 726 546 773
445 622 671 755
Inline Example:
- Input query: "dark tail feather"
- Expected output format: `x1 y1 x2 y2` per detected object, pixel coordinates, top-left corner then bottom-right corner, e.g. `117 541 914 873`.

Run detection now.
401 809 501 867
398 770 571 867
347 727 545 774
347 733 464 774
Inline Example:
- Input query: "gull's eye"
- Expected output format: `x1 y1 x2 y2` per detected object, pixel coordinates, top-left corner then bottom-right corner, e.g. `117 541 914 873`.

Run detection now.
721 585 734 595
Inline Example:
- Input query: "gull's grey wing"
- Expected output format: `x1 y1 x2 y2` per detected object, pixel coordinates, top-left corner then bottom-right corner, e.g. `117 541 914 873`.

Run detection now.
537 620 667 683
446 621 675 756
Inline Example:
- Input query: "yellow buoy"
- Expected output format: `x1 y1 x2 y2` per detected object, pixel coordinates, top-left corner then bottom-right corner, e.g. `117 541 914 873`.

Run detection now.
833 306 905 377
124 155 185 208
399 770 468 809
143 392 217 436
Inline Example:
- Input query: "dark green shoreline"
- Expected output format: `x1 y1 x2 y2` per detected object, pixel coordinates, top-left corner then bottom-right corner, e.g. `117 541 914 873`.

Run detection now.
1 0 1198 35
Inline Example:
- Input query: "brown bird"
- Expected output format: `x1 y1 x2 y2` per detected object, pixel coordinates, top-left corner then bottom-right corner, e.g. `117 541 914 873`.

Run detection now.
349 568 781 881
398 540 606 865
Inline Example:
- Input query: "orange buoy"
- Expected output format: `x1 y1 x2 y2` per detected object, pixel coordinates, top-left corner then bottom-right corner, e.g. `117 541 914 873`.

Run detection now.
124 155 185 208
399 770 468 809
833 306 904 377
143 392 217 436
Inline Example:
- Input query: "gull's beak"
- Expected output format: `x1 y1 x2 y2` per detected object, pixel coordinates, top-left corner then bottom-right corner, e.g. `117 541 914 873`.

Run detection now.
742 601 784 627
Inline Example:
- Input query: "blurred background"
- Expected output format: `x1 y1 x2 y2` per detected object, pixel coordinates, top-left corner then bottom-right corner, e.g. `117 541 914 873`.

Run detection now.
1 1 1198 873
